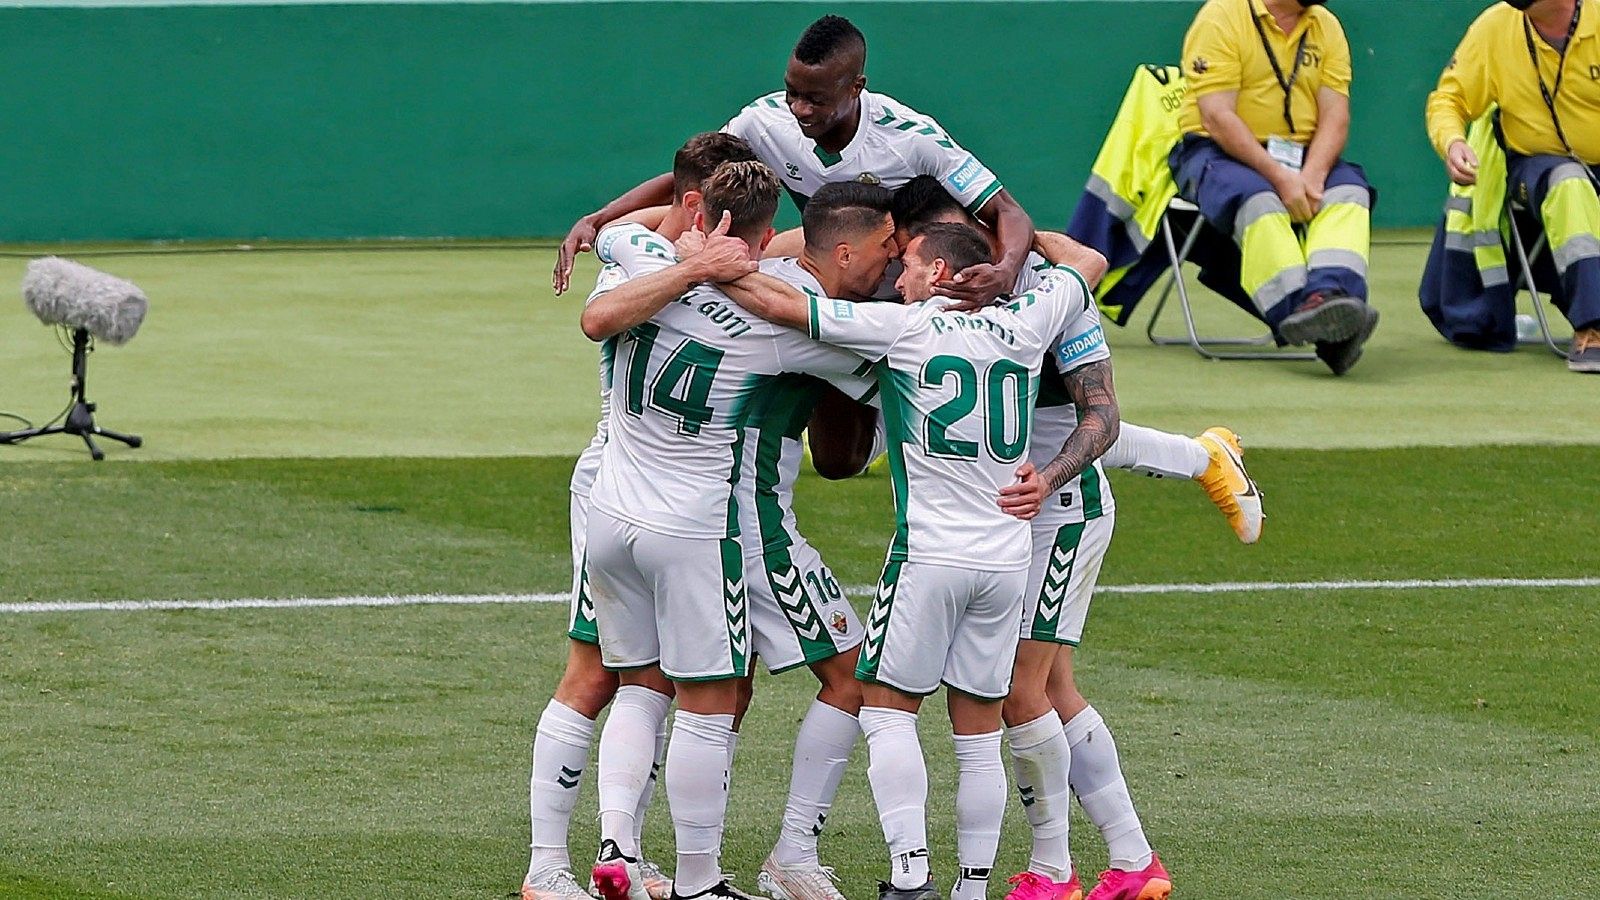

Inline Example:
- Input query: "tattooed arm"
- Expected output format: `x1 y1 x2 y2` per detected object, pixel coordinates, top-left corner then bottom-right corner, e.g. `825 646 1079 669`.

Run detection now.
997 360 1121 520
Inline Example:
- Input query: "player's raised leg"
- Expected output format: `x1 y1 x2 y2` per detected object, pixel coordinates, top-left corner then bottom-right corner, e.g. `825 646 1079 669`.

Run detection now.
1099 423 1263 544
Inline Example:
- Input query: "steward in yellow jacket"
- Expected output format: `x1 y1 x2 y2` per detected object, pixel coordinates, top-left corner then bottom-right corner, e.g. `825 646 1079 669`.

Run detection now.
1426 0 1600 373
1171 0 1378 375
1067 64 1257 328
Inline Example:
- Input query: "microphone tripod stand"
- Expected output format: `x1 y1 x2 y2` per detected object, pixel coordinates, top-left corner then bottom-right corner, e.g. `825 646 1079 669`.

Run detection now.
0 327 142 461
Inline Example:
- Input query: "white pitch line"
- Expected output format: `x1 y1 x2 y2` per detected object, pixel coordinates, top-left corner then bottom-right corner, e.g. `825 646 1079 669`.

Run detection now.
0 593 568 615
1094 576 1600 595
2 577 1597 615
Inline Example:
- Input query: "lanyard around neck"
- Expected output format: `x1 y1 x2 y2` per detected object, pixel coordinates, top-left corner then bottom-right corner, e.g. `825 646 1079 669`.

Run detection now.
1522 0 1584 156
1249 1 1311 135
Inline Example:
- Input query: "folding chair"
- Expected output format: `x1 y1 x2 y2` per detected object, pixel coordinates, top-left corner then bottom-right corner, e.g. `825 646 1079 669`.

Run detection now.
1505 198 1573 358
1143 197 1315 360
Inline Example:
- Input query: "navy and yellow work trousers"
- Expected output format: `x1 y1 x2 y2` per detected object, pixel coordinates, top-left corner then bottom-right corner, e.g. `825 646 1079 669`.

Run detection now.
1171 135 1373 328
1508 152 1600 331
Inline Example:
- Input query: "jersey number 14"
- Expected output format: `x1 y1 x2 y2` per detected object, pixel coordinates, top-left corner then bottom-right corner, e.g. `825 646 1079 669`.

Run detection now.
622 322 725 436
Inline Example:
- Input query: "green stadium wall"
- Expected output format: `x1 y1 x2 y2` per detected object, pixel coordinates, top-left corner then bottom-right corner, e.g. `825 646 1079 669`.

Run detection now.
0 0 1496 242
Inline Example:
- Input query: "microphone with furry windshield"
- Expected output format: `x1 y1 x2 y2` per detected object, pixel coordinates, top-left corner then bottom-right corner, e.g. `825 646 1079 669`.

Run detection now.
0 257 147 459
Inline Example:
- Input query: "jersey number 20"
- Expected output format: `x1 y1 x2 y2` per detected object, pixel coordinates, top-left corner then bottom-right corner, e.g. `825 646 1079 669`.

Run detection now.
921 355 1030 462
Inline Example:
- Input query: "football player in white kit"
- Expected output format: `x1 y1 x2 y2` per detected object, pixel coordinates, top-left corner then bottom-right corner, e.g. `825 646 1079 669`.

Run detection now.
584 162 892 900
894 181 1184 900
889 175 1263 546
588 182 902 900
715 222 1103 900
523 133 760 900
553 15 1034 310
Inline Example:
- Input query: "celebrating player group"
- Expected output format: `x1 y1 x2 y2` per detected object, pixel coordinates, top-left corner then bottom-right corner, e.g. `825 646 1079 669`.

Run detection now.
527 15 1264 900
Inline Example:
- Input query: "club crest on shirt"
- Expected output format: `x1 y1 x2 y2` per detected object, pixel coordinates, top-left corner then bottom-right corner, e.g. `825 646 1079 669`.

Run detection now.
831 612 849 635
856 172 881 185
1192 57 1210 75
785 162 801 180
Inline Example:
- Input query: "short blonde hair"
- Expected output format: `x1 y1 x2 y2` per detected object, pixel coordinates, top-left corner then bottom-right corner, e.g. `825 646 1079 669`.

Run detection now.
700 161 781 239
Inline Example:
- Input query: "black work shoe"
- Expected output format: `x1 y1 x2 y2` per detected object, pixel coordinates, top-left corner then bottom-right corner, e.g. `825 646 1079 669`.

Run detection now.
1279 292 1368 345
671 880 759 900
877 879 941 900
1315 304 1381 376
1567 327 1600 373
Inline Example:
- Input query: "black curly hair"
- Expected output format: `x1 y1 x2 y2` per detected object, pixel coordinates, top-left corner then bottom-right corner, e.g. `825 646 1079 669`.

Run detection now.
793 15 866 67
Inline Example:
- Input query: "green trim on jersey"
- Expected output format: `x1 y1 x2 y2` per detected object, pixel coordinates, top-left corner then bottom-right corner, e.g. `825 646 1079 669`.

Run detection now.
599 336 617 392
762 546 839 669
1080 462 1104 520
965 180 1004 214
1060 266 1094 316
874 362 918 561
812 145 843 167
855 557 903 685
747 374 825 553
807 296 821 339
725 429 747 538
1029 522 1084 644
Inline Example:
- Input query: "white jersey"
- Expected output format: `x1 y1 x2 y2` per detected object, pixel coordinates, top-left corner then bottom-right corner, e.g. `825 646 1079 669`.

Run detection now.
734 258 876 556
589 261 867 540
724 89 1003 213
568 224 678 498
809 266 1096 571
1020 259 1115 523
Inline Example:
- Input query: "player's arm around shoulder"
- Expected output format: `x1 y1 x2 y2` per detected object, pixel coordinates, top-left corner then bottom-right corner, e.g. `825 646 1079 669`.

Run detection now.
1033 231 1108 288
716 272 812 330
1000 358 1120 521
579 215 756 341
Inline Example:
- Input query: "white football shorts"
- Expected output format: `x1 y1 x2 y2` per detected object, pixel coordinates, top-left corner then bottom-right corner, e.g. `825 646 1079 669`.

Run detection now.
747 537 864 673
855 559 1027 700
1020 512 1115 646
584 507 751 682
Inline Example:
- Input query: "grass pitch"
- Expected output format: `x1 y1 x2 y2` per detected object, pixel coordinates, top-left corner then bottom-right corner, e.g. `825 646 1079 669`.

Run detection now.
3 450 1598 899
2 242 1597 898
0 239 1595 462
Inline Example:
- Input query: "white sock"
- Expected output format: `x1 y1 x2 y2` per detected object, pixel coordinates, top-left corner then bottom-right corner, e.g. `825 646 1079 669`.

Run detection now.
596 685 671 858
1007 711 1073 881
667 710 736 896
712 728 742 850
952 730 1006 896
1065 706 1154 871
951 867 993 900
772 700 861 867
861 706 929 890
526 700 595 882
632 713 670 855
1101 423 1209 480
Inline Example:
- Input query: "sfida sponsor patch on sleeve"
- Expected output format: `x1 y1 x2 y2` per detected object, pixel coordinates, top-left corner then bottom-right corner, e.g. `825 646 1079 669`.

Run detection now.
1055 325 1107 368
